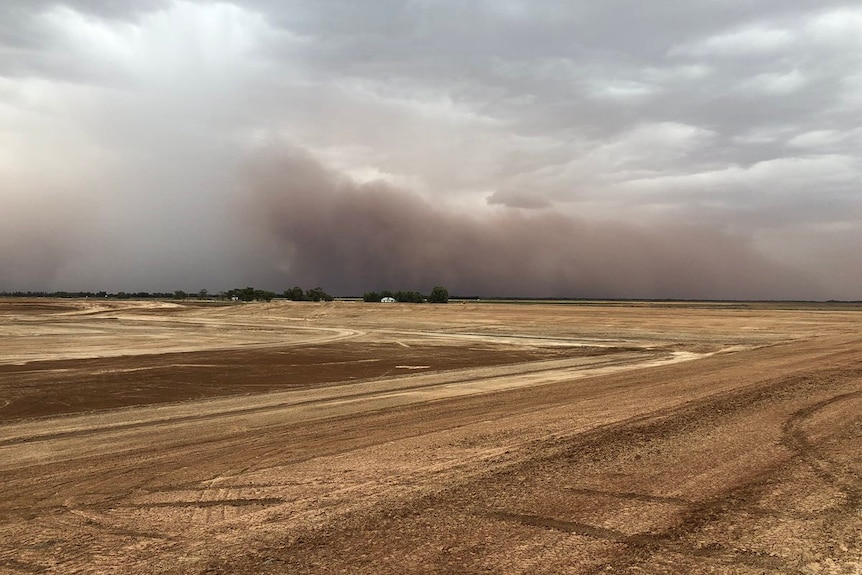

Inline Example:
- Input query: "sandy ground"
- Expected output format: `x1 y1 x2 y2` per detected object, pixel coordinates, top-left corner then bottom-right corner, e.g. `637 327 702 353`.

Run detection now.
0 299 860 574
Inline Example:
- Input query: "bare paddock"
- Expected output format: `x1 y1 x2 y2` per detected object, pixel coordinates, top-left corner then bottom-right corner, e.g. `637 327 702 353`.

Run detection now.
0 299 860 574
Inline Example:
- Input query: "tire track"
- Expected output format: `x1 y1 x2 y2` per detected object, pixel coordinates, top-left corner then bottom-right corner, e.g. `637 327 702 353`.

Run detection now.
232 358 859 574
490 511 795 573
501 379 862 573
780 389 862 510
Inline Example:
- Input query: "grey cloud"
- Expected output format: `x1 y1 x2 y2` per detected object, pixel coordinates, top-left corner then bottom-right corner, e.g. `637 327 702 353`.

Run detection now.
0 1 166 82
1 0 860 298
16 0 168 20
249 1 860 202
486 189 552 210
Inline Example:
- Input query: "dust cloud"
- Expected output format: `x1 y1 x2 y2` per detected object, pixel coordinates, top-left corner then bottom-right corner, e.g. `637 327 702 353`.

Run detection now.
243 145 820 300
0 191 92 290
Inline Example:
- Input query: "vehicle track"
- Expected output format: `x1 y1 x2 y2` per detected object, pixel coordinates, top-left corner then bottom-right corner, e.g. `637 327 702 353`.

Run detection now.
3 301 861 574
195 336 862 575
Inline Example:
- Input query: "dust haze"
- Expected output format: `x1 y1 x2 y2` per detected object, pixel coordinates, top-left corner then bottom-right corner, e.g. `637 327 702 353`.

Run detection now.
0 188 93 290
244 146 820 300
3 2 861 298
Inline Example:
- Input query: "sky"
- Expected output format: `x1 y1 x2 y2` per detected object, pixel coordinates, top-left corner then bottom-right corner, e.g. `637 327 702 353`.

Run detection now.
1 1 861 299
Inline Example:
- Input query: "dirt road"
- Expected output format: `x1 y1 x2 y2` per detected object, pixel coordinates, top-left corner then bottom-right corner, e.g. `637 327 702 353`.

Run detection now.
0 300 859 574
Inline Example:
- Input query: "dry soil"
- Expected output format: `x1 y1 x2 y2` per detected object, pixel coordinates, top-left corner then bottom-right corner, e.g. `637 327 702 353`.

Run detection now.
0 299 859 574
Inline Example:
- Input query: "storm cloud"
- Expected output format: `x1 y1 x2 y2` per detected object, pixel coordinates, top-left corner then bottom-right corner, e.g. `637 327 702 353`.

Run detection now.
1 1 861 298
244 145 819 299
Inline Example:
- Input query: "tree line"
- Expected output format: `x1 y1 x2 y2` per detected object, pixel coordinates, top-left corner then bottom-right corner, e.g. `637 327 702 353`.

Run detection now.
0 290 177 299
222 286 334 302
0 288 328 302
1 285 449 303
363 286 449 303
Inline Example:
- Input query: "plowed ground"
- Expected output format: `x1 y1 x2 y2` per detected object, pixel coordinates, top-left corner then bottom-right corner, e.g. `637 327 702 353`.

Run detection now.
0 299 860 574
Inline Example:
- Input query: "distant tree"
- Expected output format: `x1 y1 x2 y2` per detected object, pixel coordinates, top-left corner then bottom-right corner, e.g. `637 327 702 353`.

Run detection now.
225 287 274 301
363 289 425 303
395 290 424 303
305 286 333 302
253 289 275 302
173 290 188 300
428 286 449 303
224 287 253 301
240 287 256 301
284 286 306 301
198 288 208 299
363 291 380 303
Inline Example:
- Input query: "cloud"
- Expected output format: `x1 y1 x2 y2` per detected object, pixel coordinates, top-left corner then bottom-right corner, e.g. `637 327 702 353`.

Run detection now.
734 69 807 95
486 189 552 209
241 144 820 299
671 24 795 58
1 1 860 298
0 180 97 289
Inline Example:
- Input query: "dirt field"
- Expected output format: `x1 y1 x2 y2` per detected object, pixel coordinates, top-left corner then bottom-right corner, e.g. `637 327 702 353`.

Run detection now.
0 299 860 574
